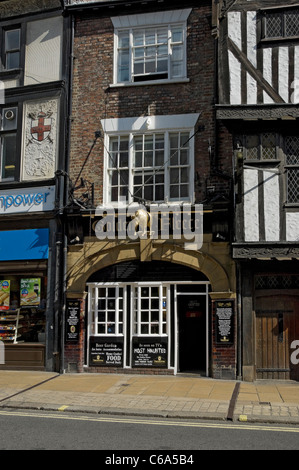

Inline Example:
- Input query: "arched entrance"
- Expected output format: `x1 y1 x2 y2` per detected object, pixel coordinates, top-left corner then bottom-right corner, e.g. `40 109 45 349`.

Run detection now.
86 261 210 375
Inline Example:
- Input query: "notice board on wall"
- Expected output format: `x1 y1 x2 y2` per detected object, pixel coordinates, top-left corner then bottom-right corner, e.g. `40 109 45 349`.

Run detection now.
215 300 234 345
65 299 81 343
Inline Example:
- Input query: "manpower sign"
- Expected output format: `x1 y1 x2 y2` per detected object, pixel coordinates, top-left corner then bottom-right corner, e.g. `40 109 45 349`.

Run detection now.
0 186 55 214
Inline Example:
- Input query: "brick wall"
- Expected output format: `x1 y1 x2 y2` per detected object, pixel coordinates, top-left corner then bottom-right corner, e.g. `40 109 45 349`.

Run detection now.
69 5 232 206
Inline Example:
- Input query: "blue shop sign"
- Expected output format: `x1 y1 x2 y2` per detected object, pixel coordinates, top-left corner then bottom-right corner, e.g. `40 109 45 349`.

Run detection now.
0 228 49 261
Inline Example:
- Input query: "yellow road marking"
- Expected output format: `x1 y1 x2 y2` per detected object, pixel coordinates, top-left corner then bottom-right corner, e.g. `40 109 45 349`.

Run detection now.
0 409 298 434
58 405 69 411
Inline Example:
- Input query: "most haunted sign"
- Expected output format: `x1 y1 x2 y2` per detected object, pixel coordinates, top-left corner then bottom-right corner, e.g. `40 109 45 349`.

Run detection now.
132 338 168 368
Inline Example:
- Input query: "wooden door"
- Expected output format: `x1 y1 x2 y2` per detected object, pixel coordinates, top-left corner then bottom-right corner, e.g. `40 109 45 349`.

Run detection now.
255 294 299 380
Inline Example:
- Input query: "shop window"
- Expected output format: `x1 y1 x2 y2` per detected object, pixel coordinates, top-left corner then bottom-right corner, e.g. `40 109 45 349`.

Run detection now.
112 9 190 85
0 275 47 343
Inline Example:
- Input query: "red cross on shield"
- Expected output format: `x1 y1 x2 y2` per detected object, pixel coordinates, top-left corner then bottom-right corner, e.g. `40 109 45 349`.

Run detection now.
31 111 51 142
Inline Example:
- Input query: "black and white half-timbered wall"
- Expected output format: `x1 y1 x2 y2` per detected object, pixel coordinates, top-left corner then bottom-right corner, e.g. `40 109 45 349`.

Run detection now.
215 0 299 381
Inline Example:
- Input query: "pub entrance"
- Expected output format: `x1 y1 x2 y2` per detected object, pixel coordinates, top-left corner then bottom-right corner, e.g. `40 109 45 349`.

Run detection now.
86 261 210 375
176 285 209 375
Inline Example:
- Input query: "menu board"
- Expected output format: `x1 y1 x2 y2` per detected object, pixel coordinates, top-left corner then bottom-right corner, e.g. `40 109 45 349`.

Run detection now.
215 300 234 344
0 280 10 310
132 338 168 368
89 337 123 367
20 278 40 306
65 299 80 343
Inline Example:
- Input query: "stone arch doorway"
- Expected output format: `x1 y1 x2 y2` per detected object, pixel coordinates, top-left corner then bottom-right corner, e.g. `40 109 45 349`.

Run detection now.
65 241 236 377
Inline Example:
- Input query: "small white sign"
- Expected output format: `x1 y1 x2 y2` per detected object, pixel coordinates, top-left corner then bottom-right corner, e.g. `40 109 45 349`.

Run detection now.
0 186 55 214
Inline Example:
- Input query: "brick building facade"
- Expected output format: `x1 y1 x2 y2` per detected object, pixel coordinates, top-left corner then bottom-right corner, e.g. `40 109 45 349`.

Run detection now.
63 0 236 379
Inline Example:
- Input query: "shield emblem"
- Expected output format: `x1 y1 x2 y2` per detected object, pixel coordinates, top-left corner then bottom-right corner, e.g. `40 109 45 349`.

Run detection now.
31 111 52 142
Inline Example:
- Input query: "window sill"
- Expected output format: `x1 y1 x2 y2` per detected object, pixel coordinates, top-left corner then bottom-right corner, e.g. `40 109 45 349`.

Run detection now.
243 159 280 165
109 78 190 88
0 68 22 78
284 203 299 209
260 36 299 44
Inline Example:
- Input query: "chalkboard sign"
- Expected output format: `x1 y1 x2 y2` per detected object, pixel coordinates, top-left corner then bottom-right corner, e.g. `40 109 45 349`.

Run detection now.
215 300 234 344
132 338 168 368
65 299 80 343
89 337 123 367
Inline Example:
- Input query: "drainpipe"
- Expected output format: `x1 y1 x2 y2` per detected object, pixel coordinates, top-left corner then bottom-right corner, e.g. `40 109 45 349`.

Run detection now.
60 12 75 373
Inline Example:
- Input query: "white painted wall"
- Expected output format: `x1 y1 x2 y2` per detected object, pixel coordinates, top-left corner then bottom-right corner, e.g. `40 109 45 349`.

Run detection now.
244 169 259 241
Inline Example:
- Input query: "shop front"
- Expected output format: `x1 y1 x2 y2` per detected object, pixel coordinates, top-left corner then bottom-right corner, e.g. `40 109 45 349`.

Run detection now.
0 228 50 370
0 184 59 371
86 262 211 375
65 234 237 378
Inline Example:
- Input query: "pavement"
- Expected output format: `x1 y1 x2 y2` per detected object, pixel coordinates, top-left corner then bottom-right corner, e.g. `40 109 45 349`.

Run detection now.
0 370 298 425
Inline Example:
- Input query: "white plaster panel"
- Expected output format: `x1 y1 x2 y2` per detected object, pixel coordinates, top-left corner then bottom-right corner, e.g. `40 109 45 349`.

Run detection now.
263 48 274 104
24 16 63 86
292 46 299 104
263 171 280 241
227 12 242 104
247 72 257 104
278 47 289 103
286 213 299 241
228 11 242 49
247 11 257 67
244 169 259 241
246 12 257 104
228 51 242 105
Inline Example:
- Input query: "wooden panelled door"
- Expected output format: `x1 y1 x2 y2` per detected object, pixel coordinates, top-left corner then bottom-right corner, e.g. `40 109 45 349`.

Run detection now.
255 294 299 381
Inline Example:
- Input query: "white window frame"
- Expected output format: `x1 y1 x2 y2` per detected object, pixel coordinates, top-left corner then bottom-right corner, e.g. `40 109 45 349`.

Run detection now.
111 9 191 86
88 283 126 337
101 113 199 206
132 283 169 336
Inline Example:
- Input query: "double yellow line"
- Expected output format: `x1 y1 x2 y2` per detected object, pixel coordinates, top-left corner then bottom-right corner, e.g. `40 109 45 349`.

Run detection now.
0 409 299 434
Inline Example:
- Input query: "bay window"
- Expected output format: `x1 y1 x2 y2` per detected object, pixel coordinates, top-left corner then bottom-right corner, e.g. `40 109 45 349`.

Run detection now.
106 130 192 204
103 113 198 205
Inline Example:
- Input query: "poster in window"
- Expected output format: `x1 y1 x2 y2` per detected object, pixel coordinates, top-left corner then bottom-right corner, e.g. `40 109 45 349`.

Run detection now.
20 278 41 306
0 280 10 310
89 337 124 367
132 338 168 368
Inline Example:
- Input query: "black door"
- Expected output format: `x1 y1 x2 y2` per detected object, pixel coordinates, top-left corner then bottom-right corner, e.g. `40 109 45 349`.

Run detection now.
178 295 206 372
